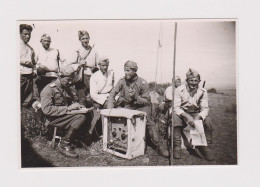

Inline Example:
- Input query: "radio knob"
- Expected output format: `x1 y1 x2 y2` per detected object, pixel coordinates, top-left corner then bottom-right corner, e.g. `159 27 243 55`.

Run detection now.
112 131 117 138
121 133 127 140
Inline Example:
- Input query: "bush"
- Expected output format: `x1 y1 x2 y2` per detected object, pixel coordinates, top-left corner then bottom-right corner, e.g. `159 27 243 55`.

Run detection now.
208 88 217 93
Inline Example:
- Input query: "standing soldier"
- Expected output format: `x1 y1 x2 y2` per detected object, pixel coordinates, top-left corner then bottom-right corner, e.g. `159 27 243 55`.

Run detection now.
172 68 213 160
20 24 35 107
70 30 98 106
107 61 169 157
35 34 64 94
40 65 87 158
89 57 114 134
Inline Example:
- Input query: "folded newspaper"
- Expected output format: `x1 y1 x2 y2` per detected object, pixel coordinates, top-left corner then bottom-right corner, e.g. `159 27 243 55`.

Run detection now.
189 120 207 146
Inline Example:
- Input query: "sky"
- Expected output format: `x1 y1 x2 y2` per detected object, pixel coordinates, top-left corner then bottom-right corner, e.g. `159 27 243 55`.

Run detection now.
19 20 236 90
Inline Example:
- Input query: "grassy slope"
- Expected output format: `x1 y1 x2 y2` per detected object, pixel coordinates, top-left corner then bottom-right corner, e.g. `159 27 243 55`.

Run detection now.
21 91 237 167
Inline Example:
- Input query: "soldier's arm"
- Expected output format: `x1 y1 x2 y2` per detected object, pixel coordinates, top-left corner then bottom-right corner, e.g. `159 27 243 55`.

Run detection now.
198 90 209 120
134 81 150 106
40 87 68 116
173 88 186 116
107 80 122 108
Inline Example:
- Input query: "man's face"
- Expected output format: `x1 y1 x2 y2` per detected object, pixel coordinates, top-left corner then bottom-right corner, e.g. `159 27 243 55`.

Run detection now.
41 38 51 50
124 68 136 80
99 63 109 74
60 76 74 87
80 35 90 47
20 29 31 44
174 79 181 88
187 77 200 90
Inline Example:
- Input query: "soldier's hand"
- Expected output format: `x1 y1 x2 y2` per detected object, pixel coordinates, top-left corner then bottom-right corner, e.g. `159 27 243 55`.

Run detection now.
195 115 202 121
128 88 137 99
68 103 81 111
181 113 195 128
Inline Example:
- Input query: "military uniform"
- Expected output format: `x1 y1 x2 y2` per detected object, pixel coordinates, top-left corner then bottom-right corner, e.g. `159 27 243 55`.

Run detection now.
40 79 86 130
107 75 153 124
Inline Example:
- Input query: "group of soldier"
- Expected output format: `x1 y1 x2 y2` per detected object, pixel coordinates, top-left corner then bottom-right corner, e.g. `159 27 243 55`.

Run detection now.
20 24 213 161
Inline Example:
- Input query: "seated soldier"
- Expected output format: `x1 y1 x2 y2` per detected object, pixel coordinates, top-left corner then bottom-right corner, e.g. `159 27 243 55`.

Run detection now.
172 68 213 160
40 65 87 158
89 57 114 134
107 61 169 157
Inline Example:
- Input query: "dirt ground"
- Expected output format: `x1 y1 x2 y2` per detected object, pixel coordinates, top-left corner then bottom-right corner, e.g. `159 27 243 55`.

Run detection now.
21 90 237 167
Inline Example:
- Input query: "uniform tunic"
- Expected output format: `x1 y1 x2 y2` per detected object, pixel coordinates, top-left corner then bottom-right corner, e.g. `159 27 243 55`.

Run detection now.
35 47 64 94
70 45 98 76
107 75 150 109
40 79 85 129
35 47 60 76
107 75 154 126
174 84 209 120
70 45 98 105
90 70 114 105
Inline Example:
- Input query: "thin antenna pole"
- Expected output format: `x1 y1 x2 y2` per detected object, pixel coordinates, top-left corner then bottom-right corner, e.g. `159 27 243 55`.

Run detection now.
170 22 178 165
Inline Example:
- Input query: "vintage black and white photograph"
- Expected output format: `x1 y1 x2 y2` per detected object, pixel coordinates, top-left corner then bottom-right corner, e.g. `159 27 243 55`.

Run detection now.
19 19 237 167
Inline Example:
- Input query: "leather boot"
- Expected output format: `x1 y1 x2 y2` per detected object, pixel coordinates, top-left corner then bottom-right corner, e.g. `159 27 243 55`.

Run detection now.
198 146 214 161
158 139 169 157
173 147 181 159
173 126 182 159
147 125 159 144
58 127 79 158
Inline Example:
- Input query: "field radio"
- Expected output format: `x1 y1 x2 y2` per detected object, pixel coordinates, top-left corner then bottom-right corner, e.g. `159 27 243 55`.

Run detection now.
100 108 147 159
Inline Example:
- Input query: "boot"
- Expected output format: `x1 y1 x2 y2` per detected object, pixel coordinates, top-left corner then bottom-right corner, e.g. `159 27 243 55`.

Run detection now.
147 125 159 144
173 147 181 159
57 127 79 158
198 146 214 161
173 126 182 159
158 139 169 157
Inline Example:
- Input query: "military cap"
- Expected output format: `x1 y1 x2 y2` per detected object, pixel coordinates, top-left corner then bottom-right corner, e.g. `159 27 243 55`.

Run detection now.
60 65 75 77
98 57 109 65
186 68 200 79
176 76 181 81
40 34 51 41
124 61 138 71
78 30 90 40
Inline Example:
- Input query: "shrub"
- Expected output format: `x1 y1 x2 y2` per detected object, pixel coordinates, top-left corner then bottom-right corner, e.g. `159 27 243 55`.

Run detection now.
208 88 217 93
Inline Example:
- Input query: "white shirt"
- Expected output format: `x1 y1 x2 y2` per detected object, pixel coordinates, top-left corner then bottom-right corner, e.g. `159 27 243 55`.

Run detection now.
70 45 98 76
36 47 60 73
90 70 114 105
174 84 209 120
20 39 35 74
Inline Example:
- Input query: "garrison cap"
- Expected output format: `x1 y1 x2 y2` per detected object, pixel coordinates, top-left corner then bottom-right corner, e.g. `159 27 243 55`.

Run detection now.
124 61 138 71
78 30 89 40
40 34 51 41
176 76 181 81
186 68 200 79
60 65 75 77
98 57 109 65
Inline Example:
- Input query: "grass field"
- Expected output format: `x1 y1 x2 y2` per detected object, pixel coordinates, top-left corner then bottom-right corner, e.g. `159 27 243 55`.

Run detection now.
21 90 237 167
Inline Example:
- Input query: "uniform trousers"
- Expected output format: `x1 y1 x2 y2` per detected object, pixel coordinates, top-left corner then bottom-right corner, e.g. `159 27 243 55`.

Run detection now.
48 114 87 130
21 74 33 107
173 113 213 148
75 74 91 106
